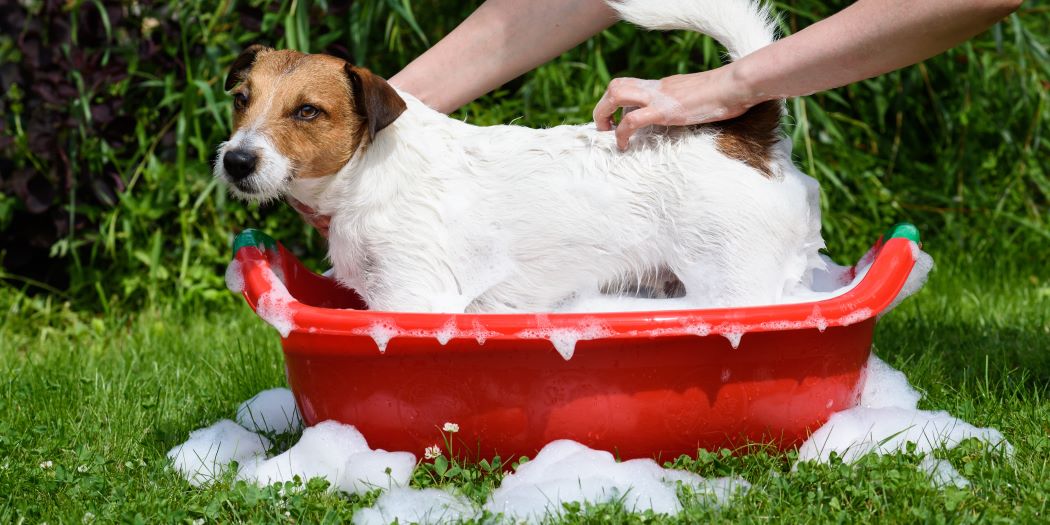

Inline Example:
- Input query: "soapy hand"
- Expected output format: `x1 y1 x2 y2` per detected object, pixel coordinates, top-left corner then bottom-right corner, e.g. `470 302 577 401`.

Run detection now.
593 67 754 151
287 196 331 238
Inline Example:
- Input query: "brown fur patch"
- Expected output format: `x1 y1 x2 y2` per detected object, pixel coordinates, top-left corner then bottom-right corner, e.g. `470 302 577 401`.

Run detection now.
346 65 408 141
706 100 782 178
227 50 404 180
225 44 268 91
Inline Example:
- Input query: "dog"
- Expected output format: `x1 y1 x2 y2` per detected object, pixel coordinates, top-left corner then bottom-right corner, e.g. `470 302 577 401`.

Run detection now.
215 0 825 313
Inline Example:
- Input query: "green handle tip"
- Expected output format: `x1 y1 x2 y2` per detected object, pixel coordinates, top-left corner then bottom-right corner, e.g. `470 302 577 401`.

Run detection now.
885 222 920 244
233 229 278 254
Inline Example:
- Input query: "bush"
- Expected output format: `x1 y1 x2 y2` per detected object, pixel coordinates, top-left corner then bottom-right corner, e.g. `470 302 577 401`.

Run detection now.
1 0 1047 310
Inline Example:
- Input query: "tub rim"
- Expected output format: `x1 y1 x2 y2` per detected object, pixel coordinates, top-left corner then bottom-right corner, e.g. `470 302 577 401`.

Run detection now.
232 223 921 345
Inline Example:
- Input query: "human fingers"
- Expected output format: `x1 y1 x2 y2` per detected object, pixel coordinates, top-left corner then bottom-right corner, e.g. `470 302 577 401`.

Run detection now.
614 106 664 151
593 77 653 131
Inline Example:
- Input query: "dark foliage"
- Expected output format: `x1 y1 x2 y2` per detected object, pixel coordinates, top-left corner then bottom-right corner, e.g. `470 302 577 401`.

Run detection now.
0 0 179 287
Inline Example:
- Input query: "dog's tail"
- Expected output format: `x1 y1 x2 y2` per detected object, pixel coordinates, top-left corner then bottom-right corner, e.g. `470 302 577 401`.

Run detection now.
608 0 776 61
610 0 784 178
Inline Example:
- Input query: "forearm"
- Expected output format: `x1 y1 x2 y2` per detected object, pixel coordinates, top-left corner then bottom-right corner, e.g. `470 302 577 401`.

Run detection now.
388 0 617 113
732 0 1021 104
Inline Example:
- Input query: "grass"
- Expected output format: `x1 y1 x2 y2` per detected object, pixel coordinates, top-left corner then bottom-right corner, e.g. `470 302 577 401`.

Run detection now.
2 253 1048 523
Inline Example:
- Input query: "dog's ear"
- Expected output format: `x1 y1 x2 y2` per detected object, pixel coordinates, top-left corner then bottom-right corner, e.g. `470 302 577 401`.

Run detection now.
225 44 270 91
344 64 407 140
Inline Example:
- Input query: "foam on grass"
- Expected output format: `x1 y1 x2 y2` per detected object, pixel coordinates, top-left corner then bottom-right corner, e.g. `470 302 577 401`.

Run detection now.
170 411 414 494
175 353 1004 520
352 487 478 525
919 456 971 488
166 419 271 487
347 440 749 523
236 387 303 434
484 439 749 521
799 354 1011 485
237 421 416 495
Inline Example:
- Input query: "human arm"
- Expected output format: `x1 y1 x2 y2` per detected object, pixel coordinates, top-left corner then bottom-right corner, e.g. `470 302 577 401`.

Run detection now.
594 0 1024 150
388 0 618 114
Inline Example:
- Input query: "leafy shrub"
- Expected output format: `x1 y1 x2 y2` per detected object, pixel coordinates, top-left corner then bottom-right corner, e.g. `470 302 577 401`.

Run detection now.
0 0 1046 310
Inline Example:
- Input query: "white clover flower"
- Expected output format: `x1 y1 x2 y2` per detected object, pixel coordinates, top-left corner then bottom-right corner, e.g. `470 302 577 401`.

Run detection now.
442 422 460 433
77 465 89 473
141 17 160 35
424 445 443 460
192 519 205 525
40 460 53 469
82 512 95 524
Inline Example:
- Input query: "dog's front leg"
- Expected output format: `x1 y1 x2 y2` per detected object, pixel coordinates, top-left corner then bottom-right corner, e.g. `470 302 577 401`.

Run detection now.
362 253 466 313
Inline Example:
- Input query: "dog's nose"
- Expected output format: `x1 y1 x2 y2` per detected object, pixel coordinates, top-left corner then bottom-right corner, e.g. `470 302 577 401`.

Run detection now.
223 149 257 181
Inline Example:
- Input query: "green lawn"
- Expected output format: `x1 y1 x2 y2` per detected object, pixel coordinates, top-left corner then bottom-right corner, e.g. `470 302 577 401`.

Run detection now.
2 255 1048 523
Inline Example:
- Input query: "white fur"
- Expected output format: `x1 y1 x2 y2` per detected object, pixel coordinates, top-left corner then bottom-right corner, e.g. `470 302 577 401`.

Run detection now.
241 0 825 313
214 130 292 203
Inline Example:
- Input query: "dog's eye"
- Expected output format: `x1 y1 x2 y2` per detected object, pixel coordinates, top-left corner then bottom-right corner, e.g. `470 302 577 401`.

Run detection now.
294 104 320 120
233 93 248 110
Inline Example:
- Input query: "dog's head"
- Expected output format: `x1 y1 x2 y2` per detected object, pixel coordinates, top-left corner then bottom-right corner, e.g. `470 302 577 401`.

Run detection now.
215 45 406 202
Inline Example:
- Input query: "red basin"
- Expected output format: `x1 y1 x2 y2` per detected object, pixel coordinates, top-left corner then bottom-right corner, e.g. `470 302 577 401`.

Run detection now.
232 225 920 461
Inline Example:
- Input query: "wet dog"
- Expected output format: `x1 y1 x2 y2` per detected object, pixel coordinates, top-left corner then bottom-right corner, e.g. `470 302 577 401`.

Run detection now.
215 0 824 313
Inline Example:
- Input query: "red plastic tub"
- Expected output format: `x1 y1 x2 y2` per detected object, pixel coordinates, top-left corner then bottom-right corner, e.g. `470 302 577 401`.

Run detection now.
231 224 921 461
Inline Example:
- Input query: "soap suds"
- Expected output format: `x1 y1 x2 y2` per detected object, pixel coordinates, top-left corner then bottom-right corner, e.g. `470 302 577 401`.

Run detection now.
167 419 271 487
518 319 614 360
352 488 477 525
238 421 416 496
364 321 400 353
176 346 1004 521
798 354 1010 488
722 331 743 349
255 270 296 337
435 319 458 346
470 319 499 345
225 259 244 294
236 388 303 434
484 439 748 521
880 243 934 317
918 456 970 488
170 415 415 495
804 305 828 332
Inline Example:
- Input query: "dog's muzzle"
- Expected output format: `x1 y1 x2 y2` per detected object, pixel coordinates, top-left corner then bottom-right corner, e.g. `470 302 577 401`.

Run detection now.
223 148 258 189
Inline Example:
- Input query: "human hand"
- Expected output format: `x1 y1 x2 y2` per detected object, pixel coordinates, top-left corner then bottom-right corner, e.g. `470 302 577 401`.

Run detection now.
593 66 756 151
287 196 330 238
